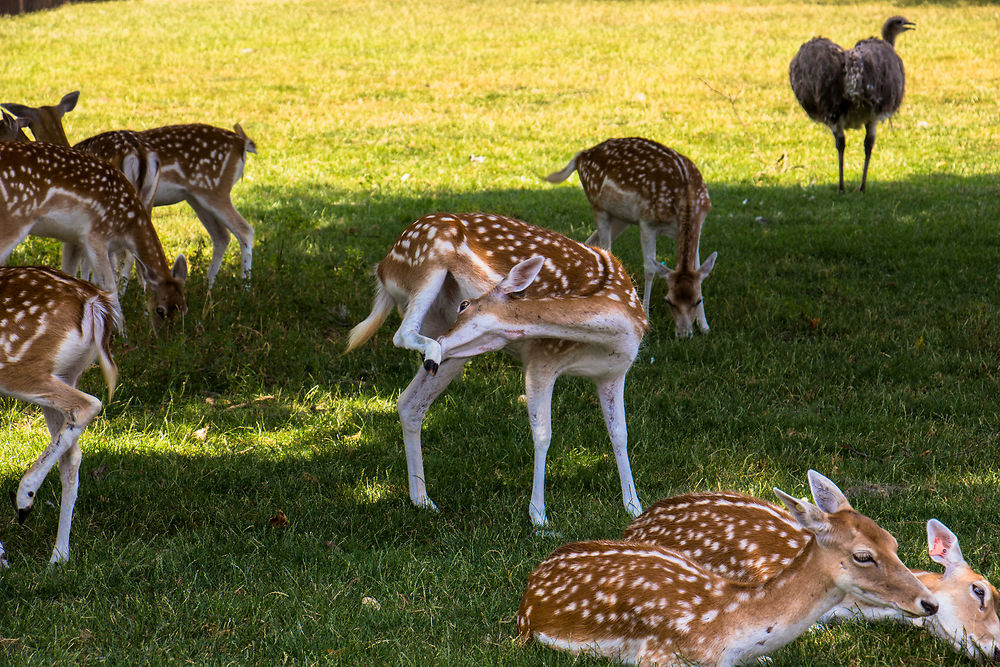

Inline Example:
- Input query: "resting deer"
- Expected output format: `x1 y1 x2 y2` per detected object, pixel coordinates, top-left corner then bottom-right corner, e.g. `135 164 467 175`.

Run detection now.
518 470 938 666
0 141 187 330
138 123 256 289
2 266 120 563
347 212 648 527
624 489 1000 661
546 137 716 336
0 90 79 144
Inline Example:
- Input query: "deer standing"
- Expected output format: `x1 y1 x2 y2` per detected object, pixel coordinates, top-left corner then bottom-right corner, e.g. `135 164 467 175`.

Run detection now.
517 470 938 666
624 489 1000 661
138 123 256 289
0 90 79 144
347 212 648 527
545 137 716 336
1 266 120 564
0 141 187 330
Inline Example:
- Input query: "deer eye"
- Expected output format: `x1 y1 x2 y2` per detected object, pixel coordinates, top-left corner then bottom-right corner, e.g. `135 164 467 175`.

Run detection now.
156 306 168 319
852 551 875 565
695 298 703 306
972 584 986 604
458 300 471 312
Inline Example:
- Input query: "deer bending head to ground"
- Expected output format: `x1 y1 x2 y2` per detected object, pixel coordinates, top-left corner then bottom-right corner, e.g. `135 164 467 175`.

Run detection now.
0 141 187 331
517 470 938 666
0 90 79 145
1 266 120 564
624 489 1000 661
346 212 648 528
138 123 256 289
546 137 716 337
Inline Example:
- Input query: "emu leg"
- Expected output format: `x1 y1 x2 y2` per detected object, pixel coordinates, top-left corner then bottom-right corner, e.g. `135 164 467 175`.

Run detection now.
859 121 878 192
833 129 846 193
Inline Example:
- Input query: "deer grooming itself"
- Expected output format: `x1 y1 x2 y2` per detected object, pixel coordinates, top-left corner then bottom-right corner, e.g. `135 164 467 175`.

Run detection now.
0 141 187 331
624 489 1000 661
137 123 256 289
789 16 914 192
517 470 938 667
0 91 79 145
346 212 648 528
1 266 120 564
545 137 716 336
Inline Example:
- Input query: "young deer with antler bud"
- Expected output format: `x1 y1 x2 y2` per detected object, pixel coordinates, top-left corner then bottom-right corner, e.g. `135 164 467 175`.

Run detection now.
347 212 648 527
624 489 1000 661
0 91 79 144
518 470 938 666
138 123 256 289
2 266 120 564
547 137 716 337
0 141 187 331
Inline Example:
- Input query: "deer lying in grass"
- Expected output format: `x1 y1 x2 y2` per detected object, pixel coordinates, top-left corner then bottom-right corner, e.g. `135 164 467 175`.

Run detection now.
0 141 187 331
2 266 120 564
546 137 716 337
624 488 1000 661
347 212 648 527
517 470 938 666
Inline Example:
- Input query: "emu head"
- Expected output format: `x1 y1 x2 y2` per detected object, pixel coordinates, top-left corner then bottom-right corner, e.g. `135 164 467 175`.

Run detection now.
882 16 915 46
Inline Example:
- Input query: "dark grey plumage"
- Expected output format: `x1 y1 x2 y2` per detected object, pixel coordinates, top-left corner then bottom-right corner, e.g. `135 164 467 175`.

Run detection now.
789 16 915 192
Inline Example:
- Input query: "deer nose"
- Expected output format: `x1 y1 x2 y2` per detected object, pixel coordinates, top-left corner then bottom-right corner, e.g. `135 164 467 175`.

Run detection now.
920 599 938 616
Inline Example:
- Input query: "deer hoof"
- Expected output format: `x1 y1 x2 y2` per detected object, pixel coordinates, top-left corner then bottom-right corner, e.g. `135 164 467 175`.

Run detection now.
423 359 439 375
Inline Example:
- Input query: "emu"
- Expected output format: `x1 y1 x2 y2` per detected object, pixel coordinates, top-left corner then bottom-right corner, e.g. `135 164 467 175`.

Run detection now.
789 16 915 192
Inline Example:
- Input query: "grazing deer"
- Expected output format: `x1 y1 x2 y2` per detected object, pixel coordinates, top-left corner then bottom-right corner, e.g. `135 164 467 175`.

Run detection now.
0 141 188 330
545 137 716 336
0 90 79 144
1 266 121 564
0 108 29 142
138 123 256 289
518 470 939 666
347 212 648 527
624 490 1000 661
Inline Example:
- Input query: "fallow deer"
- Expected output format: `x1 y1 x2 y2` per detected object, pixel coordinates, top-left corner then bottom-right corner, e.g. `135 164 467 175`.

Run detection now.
0 90 79 144
624 489 1000 661
1 266 121 563
0 141 188 330
517 470 938 666
545 137 717 336
138 123 256 289
347 212 648 527
0 108 29 143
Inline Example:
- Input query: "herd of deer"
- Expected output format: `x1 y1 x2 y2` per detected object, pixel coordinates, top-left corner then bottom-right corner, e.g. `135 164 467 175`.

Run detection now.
1 80 996 666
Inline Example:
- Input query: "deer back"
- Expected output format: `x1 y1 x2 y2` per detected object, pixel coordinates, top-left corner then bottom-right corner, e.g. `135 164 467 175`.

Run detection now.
139 123 254 201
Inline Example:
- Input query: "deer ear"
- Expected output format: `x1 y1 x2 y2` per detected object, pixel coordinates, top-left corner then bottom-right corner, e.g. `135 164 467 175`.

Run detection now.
498 256 544 294
699 251 718 278
807 470 852 513
121 154 142 190
172 255 188 283
59 91 80 114
926 519 965 570
645 256 671 278
774 487 832 536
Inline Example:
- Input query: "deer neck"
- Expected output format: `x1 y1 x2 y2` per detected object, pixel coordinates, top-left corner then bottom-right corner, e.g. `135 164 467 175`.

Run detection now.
711 537 846 664
125 214 172 280
674 204 703 274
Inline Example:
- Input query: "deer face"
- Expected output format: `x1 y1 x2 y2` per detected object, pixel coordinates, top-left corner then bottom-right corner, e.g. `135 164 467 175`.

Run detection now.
649 251 716 337
146 255 188 331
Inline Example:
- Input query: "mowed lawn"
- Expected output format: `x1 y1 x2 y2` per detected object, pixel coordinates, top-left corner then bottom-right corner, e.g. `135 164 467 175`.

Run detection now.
1 0 999 664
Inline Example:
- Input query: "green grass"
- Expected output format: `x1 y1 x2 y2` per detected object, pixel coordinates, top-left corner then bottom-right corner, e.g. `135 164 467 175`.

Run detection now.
2 0 999 664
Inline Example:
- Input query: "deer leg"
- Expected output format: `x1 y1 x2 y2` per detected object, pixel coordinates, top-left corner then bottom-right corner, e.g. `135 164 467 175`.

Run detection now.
60 242 85 278
188 195 254 290
13 384 101 528
50 441 82 564
390 270 449 372
638 222 659 314
859 121 878 193
396 357 467 513
523 365 558 528
585 210 615 249
833 128 846 193
595 374 641 518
